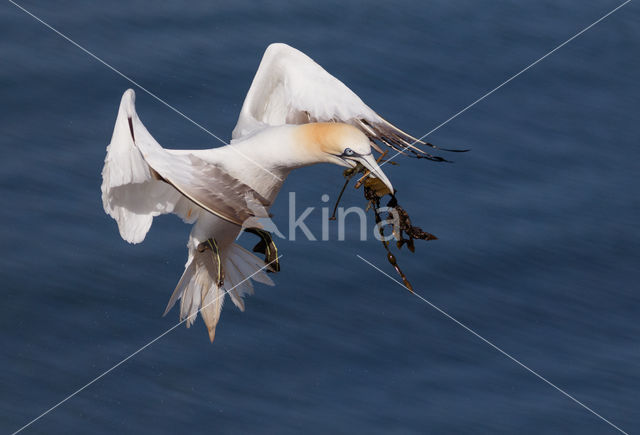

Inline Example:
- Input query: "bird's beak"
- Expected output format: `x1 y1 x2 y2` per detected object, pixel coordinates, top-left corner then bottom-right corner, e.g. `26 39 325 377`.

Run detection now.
352 154 394 194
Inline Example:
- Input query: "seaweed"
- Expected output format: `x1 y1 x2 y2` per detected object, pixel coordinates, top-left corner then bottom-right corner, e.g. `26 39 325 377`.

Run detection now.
330 151 437 291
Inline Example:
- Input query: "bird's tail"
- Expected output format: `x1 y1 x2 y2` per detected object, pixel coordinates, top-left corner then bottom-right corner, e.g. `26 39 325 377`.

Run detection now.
163 242 274 342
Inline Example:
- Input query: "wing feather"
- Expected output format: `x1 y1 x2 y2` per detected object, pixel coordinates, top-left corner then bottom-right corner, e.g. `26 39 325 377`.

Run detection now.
232 43 459 160
101 90 198 243
106 89 271 230
140 150 272 227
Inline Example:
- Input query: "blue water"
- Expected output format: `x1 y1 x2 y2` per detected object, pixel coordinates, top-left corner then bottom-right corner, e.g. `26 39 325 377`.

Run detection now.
1 1 639 433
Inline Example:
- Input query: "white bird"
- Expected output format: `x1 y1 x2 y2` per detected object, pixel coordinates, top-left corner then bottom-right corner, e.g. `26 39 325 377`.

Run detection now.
101 43 448 341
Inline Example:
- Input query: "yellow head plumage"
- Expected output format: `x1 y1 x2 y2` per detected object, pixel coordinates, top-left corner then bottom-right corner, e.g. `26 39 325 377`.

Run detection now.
295 122 372 164
292 122 394 194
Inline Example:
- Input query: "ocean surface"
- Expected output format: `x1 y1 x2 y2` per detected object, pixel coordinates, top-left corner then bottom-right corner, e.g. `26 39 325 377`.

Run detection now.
1 1 638 433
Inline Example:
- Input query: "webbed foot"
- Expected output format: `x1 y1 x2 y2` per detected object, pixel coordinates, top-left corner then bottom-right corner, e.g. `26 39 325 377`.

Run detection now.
245 228 280 273
197 238 224 286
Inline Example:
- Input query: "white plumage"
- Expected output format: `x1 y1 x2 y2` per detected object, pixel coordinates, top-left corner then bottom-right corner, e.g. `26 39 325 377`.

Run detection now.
101 43 443 341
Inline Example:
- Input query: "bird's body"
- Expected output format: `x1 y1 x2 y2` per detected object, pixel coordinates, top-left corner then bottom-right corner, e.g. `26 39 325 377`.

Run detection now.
102 43 449 341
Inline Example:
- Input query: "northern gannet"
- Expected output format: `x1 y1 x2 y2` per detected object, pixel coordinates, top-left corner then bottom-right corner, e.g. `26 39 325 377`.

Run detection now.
101 43 448 341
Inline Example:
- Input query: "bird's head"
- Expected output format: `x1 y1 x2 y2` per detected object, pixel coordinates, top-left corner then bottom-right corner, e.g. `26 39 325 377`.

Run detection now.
296 122 394 194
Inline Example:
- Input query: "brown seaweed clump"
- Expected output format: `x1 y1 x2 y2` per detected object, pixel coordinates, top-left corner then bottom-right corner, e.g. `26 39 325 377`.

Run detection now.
330 151 437 291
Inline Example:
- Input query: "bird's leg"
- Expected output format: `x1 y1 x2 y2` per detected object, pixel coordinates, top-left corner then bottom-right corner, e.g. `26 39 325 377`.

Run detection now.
197 238 224 287
244 228 280 273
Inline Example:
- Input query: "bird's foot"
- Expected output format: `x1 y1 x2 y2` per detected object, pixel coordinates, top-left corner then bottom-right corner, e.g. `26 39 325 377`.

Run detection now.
245 228 280 273
197 238 224 287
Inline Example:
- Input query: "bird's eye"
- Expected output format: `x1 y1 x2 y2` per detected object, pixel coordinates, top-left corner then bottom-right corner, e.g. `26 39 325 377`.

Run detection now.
343 148 355 156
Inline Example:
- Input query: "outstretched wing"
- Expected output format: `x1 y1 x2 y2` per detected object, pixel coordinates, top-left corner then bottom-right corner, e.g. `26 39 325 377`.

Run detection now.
140 151 271 227
232 43 457 161
101 90 269 243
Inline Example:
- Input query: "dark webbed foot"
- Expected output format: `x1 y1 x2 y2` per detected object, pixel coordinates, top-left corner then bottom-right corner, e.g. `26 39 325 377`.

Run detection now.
245 228 280 273
197 238 224 286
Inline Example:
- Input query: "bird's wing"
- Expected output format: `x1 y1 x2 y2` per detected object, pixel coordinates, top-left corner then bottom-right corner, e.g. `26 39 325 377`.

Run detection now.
140 149 271 227
101 90 270 243
232 43 453 161
102 90 190 243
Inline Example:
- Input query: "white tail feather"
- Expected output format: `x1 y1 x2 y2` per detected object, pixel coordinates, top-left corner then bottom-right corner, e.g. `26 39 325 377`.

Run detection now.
163 258 195 317
200 285 225 342
164 242 275 342
228 244 274 286
224 260 246 312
